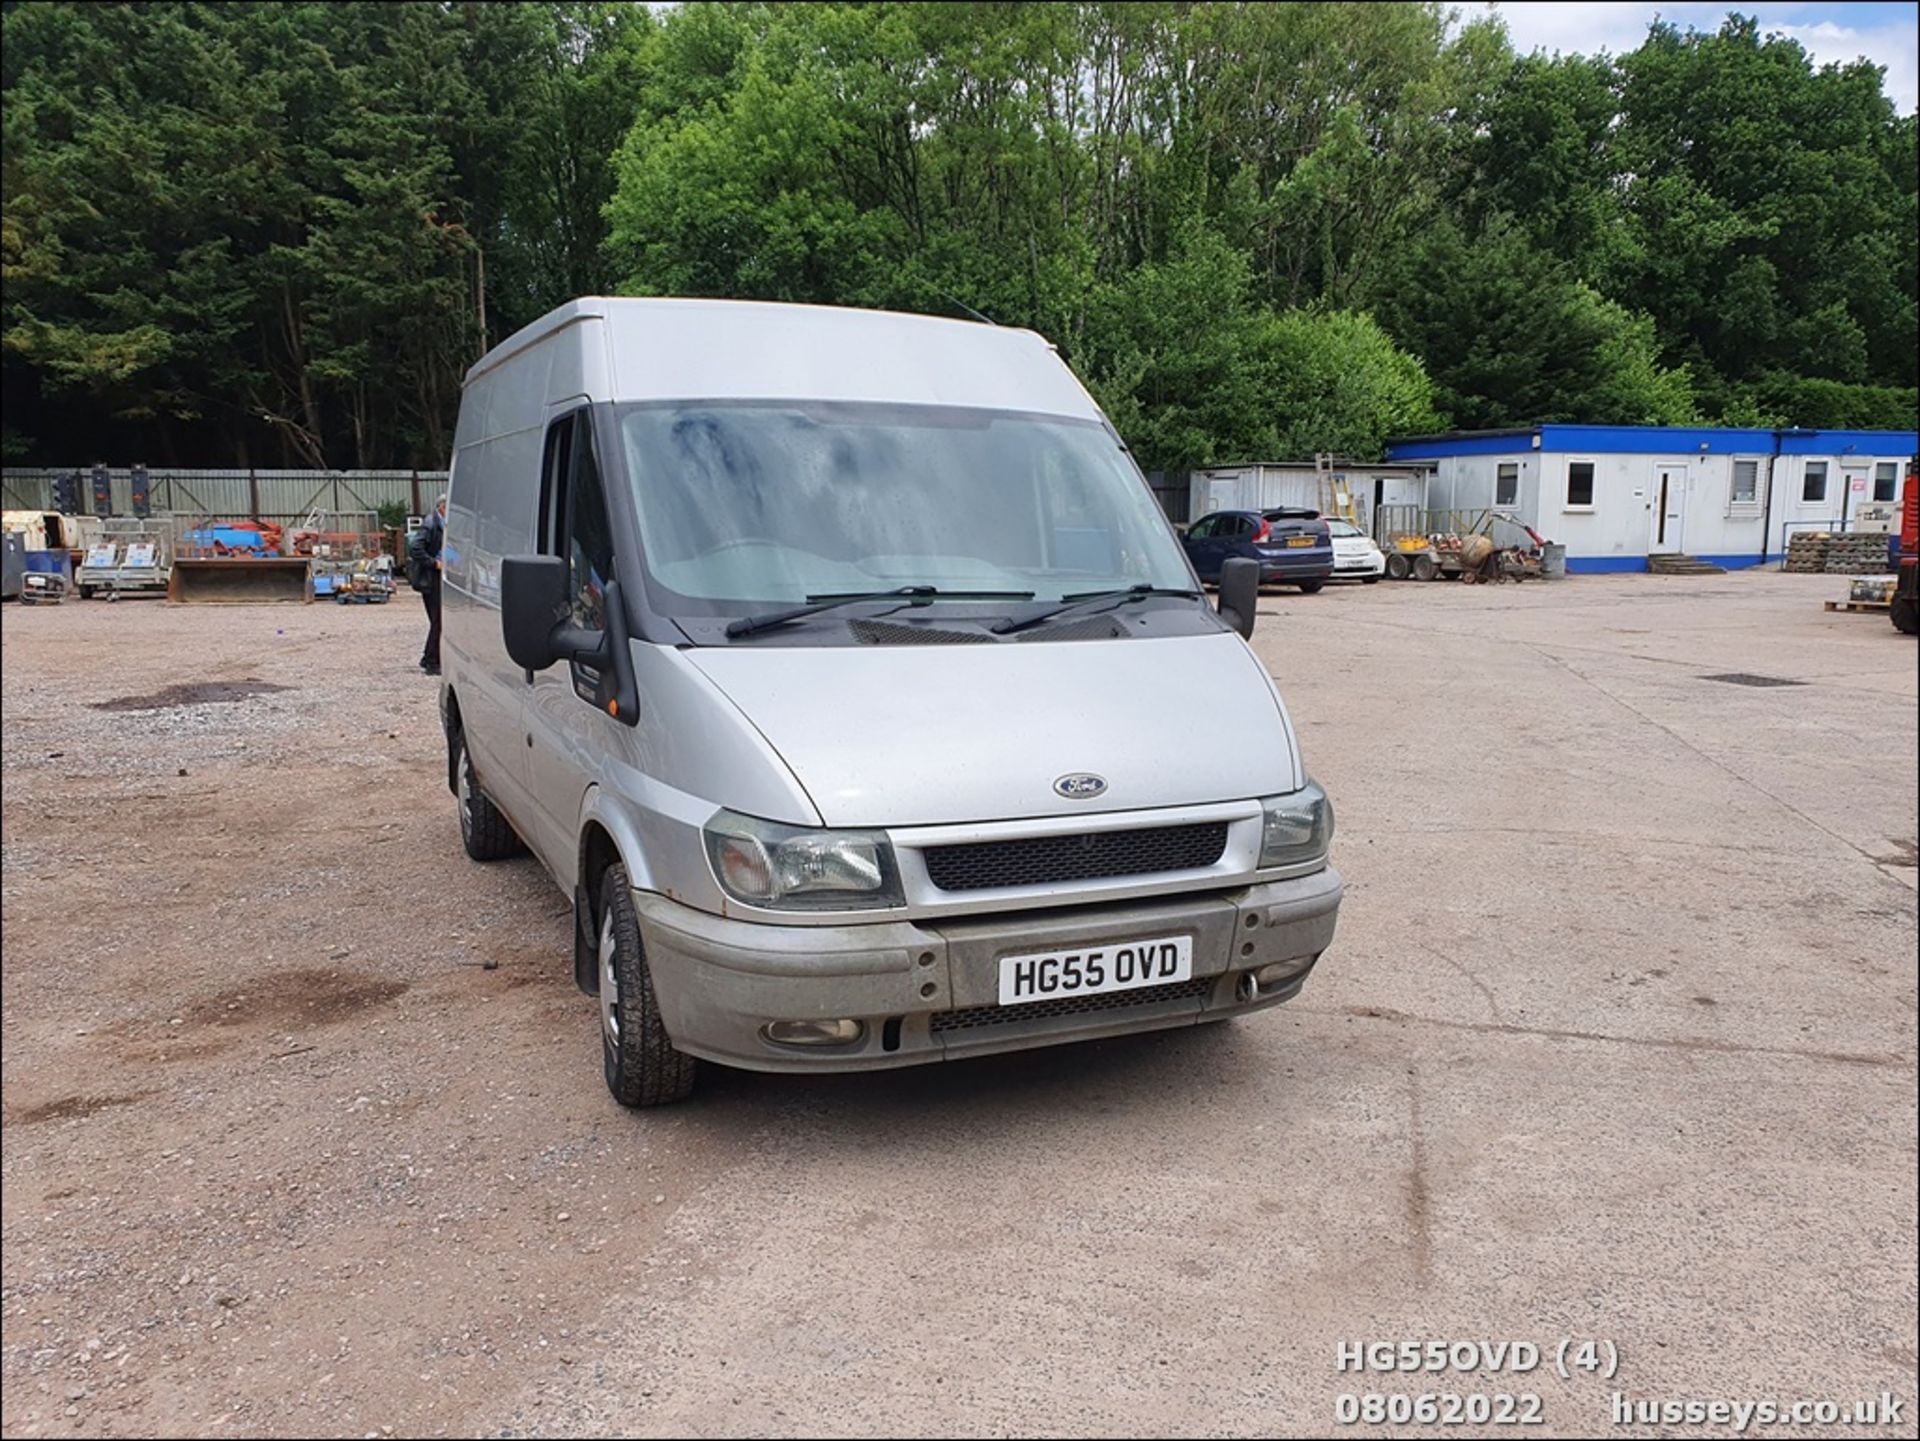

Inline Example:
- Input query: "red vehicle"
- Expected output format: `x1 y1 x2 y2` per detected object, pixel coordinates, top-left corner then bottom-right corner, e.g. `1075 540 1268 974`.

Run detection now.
1895 459 1918 636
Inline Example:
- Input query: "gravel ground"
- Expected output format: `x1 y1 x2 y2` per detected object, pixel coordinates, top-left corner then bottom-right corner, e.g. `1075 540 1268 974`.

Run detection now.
1 573 1915 1439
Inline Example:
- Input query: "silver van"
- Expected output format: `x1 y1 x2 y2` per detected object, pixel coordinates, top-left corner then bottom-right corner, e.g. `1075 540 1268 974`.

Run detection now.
441 298 1341 1105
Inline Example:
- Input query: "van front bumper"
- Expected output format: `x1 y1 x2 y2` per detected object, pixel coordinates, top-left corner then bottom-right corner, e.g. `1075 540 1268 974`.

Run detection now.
633 868 1342 1073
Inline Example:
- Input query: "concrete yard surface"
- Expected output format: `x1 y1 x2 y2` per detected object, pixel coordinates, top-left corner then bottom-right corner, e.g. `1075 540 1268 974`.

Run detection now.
1 571 1915 1438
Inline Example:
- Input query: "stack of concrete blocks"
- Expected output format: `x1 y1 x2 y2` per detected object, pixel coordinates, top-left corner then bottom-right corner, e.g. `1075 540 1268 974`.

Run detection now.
1821 533 1894 575
1784 533 1830 573
1785 532 1891 575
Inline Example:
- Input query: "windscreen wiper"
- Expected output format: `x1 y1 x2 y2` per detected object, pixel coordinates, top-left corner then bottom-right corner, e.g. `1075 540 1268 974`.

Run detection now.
725 585 1036 639
990 584 1203 636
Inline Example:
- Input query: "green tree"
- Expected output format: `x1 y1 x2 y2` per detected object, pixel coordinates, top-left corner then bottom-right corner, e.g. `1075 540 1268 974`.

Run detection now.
1248 308 1445 458
4 2 1914 466
1454 52 1623 275
1609 16 1914 389
1368 216 1694 427
2 0 645 466
1079 227 1439 472
490 4 655 326
1734 372 1918 431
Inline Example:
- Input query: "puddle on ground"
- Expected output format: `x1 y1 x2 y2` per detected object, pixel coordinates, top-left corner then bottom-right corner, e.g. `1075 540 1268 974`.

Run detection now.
90 680 290 712
9 1092 153 1125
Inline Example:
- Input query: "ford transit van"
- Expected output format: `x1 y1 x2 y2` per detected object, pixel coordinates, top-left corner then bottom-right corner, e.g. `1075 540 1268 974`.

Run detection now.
440 298 1341 1105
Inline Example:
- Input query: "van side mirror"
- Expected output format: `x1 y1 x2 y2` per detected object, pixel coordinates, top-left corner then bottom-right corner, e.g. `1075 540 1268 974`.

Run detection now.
1217 557 1259 639
500 555 643 727
502 555 597 671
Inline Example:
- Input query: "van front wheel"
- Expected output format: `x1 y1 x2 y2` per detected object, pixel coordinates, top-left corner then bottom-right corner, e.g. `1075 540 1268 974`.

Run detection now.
455 732 522 861
599 864 697 1107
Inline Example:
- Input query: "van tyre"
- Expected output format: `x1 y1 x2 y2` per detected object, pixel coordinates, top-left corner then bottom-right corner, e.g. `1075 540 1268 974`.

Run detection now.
1296 580 1324 594
1894 594 1919 635
598 864 697 1107
455 732 522 861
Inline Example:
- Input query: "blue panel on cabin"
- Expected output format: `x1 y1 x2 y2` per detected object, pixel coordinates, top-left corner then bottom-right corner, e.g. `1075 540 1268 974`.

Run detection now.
1388 425 1917 461
1774 429 1918 456
1385 432 1537 460
1563 552 1779 572
1539 424 1776 454
1563 555 1649 574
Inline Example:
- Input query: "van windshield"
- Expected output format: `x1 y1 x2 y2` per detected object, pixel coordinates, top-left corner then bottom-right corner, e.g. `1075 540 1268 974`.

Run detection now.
614 401 1191 612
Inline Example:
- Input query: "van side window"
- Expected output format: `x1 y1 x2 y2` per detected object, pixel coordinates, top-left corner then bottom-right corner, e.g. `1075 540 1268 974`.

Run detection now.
538 417 574 554
565 414 617 631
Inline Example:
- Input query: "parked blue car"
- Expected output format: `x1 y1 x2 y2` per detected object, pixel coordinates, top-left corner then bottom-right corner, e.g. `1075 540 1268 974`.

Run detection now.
1182 508 1334 592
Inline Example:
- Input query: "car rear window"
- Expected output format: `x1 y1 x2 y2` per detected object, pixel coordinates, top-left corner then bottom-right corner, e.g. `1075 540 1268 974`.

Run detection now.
1263 512 1328 537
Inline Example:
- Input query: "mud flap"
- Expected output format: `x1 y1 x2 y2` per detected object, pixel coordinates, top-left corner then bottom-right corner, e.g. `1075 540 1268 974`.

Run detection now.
573 884 599 996
441 700 459 795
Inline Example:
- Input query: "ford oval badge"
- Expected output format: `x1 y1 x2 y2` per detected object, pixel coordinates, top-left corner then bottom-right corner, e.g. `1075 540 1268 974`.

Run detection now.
1054 772 1108 800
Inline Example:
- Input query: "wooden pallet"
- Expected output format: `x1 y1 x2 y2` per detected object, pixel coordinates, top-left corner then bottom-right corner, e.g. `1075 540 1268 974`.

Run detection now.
1824 599 1891 614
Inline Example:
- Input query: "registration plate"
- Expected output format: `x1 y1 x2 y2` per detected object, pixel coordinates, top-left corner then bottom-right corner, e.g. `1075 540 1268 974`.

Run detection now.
1286 535 1315 548
997 935 1193 1006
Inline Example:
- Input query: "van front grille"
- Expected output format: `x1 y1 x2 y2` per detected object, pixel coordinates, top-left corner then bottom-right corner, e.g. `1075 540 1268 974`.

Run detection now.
922 822 1230 892
931 976 1214 1033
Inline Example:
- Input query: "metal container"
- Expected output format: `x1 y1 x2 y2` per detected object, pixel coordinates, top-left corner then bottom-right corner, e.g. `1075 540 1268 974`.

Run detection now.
1 531 23 599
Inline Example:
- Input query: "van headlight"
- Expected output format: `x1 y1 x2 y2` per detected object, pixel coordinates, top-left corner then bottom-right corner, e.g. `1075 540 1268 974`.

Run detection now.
1259 782 1333 868
703 810 904 910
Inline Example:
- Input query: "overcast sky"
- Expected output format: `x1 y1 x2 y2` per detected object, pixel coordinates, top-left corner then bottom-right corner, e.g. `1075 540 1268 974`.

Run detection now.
1463 1 1919 114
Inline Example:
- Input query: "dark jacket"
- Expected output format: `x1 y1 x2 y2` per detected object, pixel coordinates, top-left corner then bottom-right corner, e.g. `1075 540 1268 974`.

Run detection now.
408 511 444 592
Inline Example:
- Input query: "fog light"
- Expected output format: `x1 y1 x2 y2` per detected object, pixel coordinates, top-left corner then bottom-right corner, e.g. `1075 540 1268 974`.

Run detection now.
1256 959 1311 988
762 1018 864 1047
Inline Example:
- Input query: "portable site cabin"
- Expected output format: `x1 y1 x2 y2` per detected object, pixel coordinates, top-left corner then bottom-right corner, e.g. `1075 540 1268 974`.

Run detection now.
1187 460 1431 534
1382 424 1919 573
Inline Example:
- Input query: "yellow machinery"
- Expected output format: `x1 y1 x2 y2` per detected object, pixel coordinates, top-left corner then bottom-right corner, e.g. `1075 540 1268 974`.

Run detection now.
1381 513 1547 583
1383 532 1443 581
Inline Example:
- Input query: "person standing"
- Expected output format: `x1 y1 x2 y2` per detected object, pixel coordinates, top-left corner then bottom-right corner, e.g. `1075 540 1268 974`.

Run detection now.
409 495 447 675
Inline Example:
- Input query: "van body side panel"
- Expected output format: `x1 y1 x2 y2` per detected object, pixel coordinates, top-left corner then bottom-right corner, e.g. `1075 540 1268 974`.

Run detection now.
445 423 544 825
541 644 823 895
520 325 620 864
444 334 557 838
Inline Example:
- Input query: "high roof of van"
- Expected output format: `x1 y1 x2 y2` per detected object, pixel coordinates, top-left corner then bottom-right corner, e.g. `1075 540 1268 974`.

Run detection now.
464 297 1104 422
